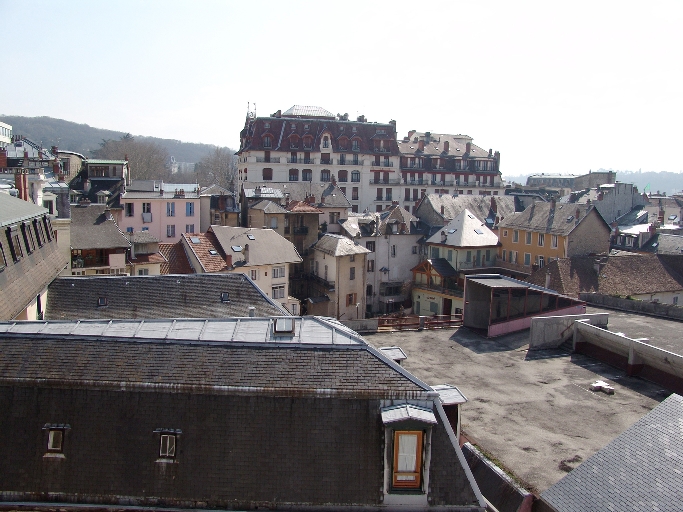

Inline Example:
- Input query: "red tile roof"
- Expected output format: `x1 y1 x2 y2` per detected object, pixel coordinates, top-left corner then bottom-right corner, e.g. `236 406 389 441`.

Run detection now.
182 232 231 273
159 242 194 275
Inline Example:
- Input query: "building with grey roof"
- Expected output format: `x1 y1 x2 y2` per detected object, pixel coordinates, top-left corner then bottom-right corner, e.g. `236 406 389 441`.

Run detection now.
0 193 67 320
415 193 518 229
541 393 683 512
0 316 485 510
46 273 289 319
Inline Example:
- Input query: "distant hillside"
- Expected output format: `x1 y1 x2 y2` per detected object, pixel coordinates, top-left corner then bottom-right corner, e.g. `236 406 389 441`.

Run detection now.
0 115 231 163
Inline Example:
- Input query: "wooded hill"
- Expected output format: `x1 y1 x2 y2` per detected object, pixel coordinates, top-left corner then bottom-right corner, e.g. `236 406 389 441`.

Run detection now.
0 115 230 163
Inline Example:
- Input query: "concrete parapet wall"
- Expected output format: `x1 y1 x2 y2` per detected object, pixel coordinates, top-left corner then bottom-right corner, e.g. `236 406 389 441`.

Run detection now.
580 293 683 321
573 321 683 394
529 314 609 350
462 443 533 512
488 305 586 338
341 318 379 334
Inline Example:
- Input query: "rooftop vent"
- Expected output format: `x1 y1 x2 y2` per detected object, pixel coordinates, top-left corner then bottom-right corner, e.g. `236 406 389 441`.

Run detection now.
220 292 230 303
274 317 295 334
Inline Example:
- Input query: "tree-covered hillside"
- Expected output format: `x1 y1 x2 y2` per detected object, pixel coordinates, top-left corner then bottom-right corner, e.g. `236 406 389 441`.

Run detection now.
0 115 230 163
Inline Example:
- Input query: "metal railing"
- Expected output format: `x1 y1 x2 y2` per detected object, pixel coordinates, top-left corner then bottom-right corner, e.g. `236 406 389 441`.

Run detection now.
256 157 281 163
370 178 402 185
371 161 394 168
377 314 463 331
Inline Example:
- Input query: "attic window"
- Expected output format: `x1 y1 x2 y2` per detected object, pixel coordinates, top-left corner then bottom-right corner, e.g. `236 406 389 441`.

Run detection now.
274 317 295 334
467 214 475 219
209 249 219 256
304 124 310 130
474 229 483 235
669 215 678 221
97 297 108 307
231 245 242 252
247 234 255 240
448 229 456 234
220 292 230 303
190 237 200 244
264 122 270 128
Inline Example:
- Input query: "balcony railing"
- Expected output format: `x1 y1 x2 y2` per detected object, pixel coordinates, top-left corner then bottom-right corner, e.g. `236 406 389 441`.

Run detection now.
256 157 281 163
371 161 394 168
413 282 464 298
287 158 315 164
401 164 425 170
374 148 391 153
319 160 333 166
337 159 364 165
403 179 426 185
370 178 402 185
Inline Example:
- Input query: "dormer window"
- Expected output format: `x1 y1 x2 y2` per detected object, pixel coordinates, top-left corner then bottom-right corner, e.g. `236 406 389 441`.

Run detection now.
220 292 230 302
264 122 270 129
304 124 309 130
352 140 360 151
291 123 296 130
263 136 272 148
323 136 329 149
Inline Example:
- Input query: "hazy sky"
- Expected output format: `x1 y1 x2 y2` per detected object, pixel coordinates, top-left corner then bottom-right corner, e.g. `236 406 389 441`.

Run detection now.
2 0 681 176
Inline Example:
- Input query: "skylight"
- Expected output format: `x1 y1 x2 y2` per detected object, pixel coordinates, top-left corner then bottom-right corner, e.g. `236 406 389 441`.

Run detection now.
231 245 243 252
274 317 295 334
448 229 456 234
190 237 200 244
220 292 230 303
247 234 255 240
474 229 483 235
209 249 218 256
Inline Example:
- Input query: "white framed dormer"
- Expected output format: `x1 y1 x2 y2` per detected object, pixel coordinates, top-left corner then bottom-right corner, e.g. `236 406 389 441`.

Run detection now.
380 402 437 506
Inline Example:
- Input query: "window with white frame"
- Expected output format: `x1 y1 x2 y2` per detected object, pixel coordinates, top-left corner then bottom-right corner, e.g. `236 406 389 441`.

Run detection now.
166 225 175 237
250 269 258 280
159 434 176 458
185 224 194 233
551 235 558 248
138 268 149 275
272 285 285 299
525 232 532 245
273 266 285 278
512 230 519 243
537 255 545 268
186 202 194 216
166 202 175 217
538 233 545 247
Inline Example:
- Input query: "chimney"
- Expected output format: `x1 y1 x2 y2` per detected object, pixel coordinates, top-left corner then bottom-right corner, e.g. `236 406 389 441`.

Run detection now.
418 140 424 152
425 132 431 143
56 190 71 219
575 207 581 221
320 195 325 204
124 154 128 162
14 172 24 201
248 306 256 317
255 186 261 196
392 200 398 206
545 270 551 289
466 142 472 154
488 148 493 157
440 205 445 216
243 243 249 264
225 254 232 268
443 140 449 152
400 222 406 233
490 196 498 213
285 193 290 206
550 197 556 209
441 230 447 243
0 147 7 167
408 130 416 139
649 223 656 235
218 193 226 211
586 198 591 206
598 192 604 201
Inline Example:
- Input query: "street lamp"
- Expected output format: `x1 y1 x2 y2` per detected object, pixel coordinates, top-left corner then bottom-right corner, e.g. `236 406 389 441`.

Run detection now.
356 302 360 319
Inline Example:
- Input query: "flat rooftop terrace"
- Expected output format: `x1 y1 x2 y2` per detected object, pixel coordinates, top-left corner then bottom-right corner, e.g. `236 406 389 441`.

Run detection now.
364 306 679 493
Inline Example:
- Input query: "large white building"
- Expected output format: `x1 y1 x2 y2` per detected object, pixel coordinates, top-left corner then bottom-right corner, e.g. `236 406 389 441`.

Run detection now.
0 121 11 149
236 106 504 216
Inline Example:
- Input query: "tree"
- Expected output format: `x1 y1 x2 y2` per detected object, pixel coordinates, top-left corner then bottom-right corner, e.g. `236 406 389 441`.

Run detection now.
195 146 237 192
92 134 169 181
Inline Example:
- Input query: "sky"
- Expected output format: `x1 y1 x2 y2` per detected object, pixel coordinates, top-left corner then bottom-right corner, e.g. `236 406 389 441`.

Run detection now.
2 0 682 176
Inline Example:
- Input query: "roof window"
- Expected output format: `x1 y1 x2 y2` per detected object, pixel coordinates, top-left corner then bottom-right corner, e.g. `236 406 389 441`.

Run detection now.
274 317 295 334
474 229 483 235
247 234 255 240
231 245 242 252
220 292 230 303
209 249 218 256
97 297 108 307
190 237 200 244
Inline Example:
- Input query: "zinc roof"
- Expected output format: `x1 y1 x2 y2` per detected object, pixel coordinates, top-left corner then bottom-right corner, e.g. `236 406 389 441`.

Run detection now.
282 105 335 118
426 208 499 248
0 192 49 227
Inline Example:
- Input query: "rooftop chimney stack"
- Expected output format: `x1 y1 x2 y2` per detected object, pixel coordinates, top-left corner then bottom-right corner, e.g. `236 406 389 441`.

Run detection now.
443 141 449 152
466 142 472 154
418 140 425 152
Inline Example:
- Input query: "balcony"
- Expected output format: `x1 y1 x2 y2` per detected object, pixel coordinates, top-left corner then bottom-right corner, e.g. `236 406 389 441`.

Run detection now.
371 161 394 168
374 148 391 153
401 164 425 170
370 178 402 185
256 157 281 163
430 180 455 187
403 179 426 185
413 282 464 298
306 272 335 290
287 158 315 164
319 160 333 166
337 159 364 165
292 226 309 235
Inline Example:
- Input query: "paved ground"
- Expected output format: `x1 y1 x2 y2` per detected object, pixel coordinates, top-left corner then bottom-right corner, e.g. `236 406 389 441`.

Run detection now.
364 306 680 493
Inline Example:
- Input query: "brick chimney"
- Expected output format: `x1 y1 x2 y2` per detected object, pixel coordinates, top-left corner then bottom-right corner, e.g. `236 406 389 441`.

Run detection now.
418 140 424 152
491 196 498 213
0 147 7 168
466 142 472 154
408 130 416 140
243 244 249 264
575 207 581 221
225 254 232 268
550 197 556 209
443 141 449 153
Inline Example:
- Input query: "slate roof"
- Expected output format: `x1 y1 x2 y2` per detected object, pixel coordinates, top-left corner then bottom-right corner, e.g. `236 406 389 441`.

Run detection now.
200 184 232 197
542 393 683 512
0 195 68 321
182 232 232 273
341 205 420 238
0 317 431 397
498 202 606 236
425 258 458 278
130 231 159 244
426 209 499 248
642 234 683 255
526 253 683 297
244 182 351 208
46 273 289 320
69 204 130 250
397 132 491 159
418 194 517 226
211 226 302 267
159 242 194 274
250 199 288 214
312 234 372 257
